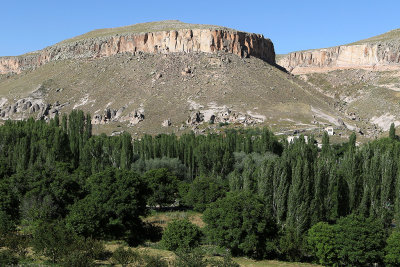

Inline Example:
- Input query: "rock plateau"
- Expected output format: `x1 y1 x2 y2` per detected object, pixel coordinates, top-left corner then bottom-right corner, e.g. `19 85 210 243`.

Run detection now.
0 21 275 74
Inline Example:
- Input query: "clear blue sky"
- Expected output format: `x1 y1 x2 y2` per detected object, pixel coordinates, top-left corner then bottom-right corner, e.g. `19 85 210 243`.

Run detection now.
1 0 399 56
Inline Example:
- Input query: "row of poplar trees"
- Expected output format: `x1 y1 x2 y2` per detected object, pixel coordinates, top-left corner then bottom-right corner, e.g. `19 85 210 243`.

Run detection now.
1 111 400 262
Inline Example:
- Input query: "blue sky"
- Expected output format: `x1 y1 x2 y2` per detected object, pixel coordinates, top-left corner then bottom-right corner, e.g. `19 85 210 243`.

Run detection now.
1 0 399 56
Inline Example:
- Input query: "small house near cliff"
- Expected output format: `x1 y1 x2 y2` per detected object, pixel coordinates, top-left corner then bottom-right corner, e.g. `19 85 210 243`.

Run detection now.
325 127 334 136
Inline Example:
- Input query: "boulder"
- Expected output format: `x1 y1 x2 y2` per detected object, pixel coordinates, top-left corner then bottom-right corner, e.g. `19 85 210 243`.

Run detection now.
162 118 171 127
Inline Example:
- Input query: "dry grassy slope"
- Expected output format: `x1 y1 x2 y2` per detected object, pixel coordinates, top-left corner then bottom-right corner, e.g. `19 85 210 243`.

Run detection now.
301 69 400 133
277 27 400 137
349 28 400 45
0 52 342 136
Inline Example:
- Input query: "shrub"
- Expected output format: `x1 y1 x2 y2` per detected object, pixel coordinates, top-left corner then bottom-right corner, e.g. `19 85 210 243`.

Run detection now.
385 230 400 266
61 251 95 267
4 233 30 258
31 220 74 263
0 210 16 246
174 248 208 267
71 236 108 261
161 219 202 251
111 246 139 266
0 250 18 265
175 248 239 267
140 252 169 267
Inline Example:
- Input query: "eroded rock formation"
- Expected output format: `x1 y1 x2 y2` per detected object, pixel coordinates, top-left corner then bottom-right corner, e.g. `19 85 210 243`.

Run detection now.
278 43 400 74
1 29 275 74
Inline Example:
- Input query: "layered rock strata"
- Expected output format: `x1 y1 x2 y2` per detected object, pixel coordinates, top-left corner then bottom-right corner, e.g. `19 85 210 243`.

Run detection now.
1 29 275 74
278 42 400 74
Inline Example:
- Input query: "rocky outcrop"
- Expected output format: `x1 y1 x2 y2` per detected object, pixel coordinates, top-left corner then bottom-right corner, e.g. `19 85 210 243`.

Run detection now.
91 108 144 126
186 107 264 126
0 28 275 74
0 97 67 121
278 42 400 74
162 118 171 127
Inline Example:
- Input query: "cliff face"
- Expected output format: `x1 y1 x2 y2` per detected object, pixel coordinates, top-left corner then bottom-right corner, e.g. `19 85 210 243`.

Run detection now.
0 29 275 74
278 42 400 73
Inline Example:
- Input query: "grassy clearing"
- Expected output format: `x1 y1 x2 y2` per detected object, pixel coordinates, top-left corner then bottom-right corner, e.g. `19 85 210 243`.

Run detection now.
144 210 205 229
102 244 322 267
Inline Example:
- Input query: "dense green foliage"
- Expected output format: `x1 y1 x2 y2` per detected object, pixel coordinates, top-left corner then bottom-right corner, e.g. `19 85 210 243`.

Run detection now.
0 250 18 265
307 222 338 265
161 219 202 251
1 111 400 264
203 192 277 258
66 168 149 240
183 176 226 211
307 215 386 266
385 230 400 266
31 220 106 264
144 168 178 208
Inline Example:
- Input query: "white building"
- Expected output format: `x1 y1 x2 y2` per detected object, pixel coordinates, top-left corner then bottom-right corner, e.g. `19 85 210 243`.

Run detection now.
287 136 298 143
325 127 334 136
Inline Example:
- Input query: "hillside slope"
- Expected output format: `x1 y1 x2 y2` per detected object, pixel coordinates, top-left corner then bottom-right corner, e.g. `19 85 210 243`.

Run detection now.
278 28 400 74
277 29 400 135
0 21 347 137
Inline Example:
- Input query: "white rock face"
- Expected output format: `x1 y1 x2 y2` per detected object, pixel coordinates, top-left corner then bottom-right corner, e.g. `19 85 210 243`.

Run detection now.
0 28 275 74
278 43 400 73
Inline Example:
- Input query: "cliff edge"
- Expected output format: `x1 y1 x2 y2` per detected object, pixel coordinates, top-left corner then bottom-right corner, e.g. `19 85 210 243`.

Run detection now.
278 28 400 74
0 20 275 74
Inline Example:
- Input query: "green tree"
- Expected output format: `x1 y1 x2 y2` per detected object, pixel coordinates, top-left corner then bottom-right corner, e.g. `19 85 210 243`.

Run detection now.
203 192 277 258
336 214 386 266
66 168 149 241
385 230 400 266
120 133 133 170
321 131 330 155
31 220 75 263
287 157 313 236
143 168 178 208
161 220 202 251
389 123 396 140
279 227 305 262
307 222 338 266
184 176 226 212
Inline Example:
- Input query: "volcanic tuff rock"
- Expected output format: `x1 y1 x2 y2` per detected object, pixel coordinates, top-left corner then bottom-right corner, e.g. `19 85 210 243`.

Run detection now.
277 28 400 137
278 29 400 74
0 20 353 138
0 21 275 74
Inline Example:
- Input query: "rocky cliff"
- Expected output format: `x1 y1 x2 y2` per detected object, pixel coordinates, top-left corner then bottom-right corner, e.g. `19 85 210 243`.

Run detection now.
0 26 275 74
278 42 400 74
